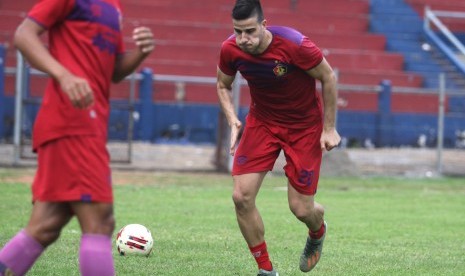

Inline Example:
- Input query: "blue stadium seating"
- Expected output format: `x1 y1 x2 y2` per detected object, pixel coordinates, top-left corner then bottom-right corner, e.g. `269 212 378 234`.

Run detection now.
1 0 464 146
370 0 465 90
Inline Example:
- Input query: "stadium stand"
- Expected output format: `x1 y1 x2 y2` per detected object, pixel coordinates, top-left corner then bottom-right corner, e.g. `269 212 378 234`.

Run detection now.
0 2 49 98
117 0 428 107
0 1 463 107
407 0 465 16
1 0 464 147
371 0 465 90
0 1 436 97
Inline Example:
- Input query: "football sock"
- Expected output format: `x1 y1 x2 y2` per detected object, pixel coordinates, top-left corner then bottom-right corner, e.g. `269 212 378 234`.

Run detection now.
249 241 273 271
79 234 115 276
309 222 326 240
0 229 44 276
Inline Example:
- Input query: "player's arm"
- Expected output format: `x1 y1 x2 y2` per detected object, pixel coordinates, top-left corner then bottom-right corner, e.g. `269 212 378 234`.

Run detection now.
112 27 154 83
306 58 341 151
14 18 93 109
217 67 242 155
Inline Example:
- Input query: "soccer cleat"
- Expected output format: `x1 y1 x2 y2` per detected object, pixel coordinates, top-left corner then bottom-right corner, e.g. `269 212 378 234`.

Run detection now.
299 221 327 272
257 268 279 276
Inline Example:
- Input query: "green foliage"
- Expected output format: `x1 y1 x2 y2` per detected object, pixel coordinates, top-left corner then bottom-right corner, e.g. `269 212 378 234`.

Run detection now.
1 169 464 275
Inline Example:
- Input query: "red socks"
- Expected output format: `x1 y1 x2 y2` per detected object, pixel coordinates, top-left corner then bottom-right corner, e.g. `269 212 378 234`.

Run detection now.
249 241 273 271
309 222 326 240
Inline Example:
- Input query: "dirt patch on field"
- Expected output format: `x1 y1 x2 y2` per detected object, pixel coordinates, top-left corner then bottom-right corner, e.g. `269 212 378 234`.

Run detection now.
345 148 465 177
1 143 464 178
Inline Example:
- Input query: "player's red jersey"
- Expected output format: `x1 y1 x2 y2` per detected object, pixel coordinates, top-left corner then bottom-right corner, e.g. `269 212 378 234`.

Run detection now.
27 0 125 150
219 26 324 128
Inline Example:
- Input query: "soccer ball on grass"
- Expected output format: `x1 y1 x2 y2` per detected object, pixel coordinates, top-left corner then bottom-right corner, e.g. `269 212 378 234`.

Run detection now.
115 224 154 257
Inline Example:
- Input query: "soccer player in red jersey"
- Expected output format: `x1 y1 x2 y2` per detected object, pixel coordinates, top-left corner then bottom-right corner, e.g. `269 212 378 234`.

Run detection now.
0 0 154 275
217 0 341 275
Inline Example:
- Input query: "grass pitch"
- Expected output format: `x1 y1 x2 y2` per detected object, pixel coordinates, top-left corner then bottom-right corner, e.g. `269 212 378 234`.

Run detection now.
0 168 464 275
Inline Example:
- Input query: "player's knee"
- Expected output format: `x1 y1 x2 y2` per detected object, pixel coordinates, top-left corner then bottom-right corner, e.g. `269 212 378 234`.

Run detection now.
313 203 325 220
27 223 62 247
102 211 116 234
94 213 116 236
76 204 115 236
41 230 61 246
291 207 311 222
104 214 116 234
290 201 316 222
232 190 254 212
308 205 325 230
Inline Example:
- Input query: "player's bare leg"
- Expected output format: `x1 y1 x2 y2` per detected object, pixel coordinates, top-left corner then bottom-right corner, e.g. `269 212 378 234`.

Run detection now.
232 172 266 245
288 183 324 230
71 202 115 236
288 182 326 272
27 202 74 246
0 202 72 276
71 202 115 276
233 172 278 275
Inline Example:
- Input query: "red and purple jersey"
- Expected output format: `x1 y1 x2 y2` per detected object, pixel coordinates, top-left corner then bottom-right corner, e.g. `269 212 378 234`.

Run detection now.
27 0 125 150
219 26 324 128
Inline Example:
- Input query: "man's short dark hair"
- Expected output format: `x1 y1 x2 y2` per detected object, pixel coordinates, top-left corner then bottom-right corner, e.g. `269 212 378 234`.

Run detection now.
232 0 264 22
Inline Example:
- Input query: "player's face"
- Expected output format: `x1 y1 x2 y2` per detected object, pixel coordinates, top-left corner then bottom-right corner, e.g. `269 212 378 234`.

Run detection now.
232 16 267 55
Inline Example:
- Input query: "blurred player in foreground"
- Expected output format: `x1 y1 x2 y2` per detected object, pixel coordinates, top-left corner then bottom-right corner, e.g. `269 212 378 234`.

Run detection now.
216 0 341 275
0 0 154 275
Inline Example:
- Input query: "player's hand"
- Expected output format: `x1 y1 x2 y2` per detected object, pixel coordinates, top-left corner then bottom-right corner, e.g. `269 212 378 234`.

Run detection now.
230 120 242 156
320 127 341 151
132 27 154 54
57 72 94 109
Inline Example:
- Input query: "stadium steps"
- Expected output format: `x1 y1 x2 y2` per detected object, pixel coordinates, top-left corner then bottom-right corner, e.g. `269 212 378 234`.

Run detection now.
0 1 34 11
123 12 369 35
123 0 369 14
370 0 465 90
338 70 423 87
325 49 405 70
405 0 465 43
151 31 387 52
0 12 25 36
149 44 405 68
146 25 388 51
139 56 423 88
0 0 429 105
406 0 465 15
121 0 423 103
311 32 387 51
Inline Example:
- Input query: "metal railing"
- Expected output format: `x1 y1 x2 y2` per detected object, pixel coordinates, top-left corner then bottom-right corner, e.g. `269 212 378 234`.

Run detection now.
11 54 138 164
5 61 462 175
424 7 465 75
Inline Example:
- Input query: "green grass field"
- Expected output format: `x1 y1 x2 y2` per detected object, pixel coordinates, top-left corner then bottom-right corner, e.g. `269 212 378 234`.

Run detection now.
0 168 464 275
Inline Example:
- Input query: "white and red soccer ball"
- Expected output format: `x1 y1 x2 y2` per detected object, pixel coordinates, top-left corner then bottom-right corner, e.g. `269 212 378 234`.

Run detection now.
115 224 154 257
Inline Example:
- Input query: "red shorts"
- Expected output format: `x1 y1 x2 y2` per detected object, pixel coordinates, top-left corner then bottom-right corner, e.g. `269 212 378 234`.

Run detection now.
232 115 323 195
32 135 113 203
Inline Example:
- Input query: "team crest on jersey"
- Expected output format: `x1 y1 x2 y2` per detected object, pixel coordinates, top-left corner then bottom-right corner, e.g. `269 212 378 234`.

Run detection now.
273 61 287 77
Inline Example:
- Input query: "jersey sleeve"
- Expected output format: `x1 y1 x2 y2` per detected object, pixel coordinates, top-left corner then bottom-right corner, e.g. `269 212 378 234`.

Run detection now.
294 37 323 71
27 0 75 29
218 41 237 76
